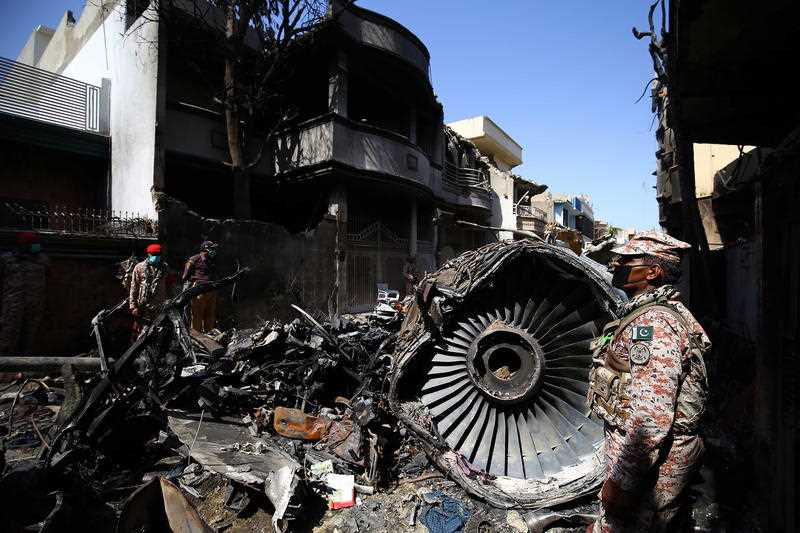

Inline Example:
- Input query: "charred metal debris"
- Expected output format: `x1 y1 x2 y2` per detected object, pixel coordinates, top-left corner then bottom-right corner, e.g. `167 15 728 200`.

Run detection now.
0 240 623 531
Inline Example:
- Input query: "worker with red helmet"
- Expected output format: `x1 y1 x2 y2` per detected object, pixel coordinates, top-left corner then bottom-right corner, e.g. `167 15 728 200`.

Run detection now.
129 243 171 336
0 232 49 354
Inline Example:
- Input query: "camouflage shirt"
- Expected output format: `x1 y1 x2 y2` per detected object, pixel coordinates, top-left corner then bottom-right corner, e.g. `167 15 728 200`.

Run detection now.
129 259 171 313
589 285 710 492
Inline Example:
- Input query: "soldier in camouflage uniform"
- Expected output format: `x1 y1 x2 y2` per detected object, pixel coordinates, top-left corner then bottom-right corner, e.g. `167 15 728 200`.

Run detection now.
129 243 172 336
0 232 49 354
587 231 710 532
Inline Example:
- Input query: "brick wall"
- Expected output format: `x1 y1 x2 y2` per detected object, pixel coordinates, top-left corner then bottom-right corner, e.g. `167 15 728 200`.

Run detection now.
0 231 151 356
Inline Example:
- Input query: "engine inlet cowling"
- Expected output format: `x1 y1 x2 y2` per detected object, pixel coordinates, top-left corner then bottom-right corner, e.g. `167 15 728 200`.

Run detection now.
390 240 625 507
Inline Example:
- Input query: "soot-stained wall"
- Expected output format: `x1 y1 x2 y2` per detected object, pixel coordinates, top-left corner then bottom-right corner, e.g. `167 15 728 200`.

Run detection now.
156 194 338 326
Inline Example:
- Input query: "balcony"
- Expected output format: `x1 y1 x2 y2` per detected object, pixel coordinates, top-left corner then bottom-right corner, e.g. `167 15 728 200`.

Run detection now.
276 113 434 189
444 162 488 188
339 6 430 79
275 115 494 212
439 161 493 210
514 204 548 235
514 204 547 219
0 56 107 134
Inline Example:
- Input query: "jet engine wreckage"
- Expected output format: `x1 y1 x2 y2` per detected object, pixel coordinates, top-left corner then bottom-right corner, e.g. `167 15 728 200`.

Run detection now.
389 240 624 508
0 239 624 531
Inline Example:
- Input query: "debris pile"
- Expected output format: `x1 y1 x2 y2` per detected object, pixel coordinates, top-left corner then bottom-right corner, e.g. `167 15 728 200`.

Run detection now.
1 269 420 532
0 240 632 532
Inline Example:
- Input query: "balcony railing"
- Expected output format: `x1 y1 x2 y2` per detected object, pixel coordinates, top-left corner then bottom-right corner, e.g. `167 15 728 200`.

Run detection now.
0 56 103 133
1 202 158 239
444 162 489 189
513 204 547 219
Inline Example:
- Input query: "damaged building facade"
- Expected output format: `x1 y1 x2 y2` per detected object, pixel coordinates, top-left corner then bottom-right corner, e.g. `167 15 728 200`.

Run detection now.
646 0 800 530
447 115 548 241
3 0 510 318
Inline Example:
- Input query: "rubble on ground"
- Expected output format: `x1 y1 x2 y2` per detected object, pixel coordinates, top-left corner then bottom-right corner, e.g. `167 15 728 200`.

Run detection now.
0 241 631 532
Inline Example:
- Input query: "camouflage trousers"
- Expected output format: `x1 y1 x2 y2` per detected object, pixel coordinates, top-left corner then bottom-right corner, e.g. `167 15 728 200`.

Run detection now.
132 306 161 340
594 428 704 533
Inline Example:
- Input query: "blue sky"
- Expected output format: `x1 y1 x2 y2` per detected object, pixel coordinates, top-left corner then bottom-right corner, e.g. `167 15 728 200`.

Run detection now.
0 1 659 229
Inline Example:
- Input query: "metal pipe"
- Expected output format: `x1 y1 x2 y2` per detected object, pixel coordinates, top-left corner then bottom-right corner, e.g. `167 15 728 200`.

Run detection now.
0 357 106 373
455 219 544 241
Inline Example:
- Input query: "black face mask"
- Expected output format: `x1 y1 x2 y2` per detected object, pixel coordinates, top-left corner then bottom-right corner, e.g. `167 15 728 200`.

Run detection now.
611 265 633 289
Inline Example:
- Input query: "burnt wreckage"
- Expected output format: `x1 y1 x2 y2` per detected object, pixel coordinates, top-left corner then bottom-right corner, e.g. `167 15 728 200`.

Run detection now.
2 240 624 530
390 240 624 507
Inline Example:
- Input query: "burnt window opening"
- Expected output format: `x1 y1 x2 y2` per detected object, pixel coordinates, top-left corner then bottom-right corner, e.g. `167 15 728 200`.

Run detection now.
416 113 436 156
417 204 434 242
348 73 410 138
164 154 235 219
286 63 330 123
250 181 329 232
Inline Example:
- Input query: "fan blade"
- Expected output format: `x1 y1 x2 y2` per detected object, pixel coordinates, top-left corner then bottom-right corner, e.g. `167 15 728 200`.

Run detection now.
438 390 480 440
462 398 490 464
421 370 469 394
431 352 468 365
422 377 470 407
505 410 525 478
488 408 507 476
426 381 473 416
516 410 545 480
472 404 497 472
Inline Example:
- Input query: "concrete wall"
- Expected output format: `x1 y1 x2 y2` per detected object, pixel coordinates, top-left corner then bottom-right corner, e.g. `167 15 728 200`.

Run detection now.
447 115 523 169
163 108 231 164
110 6 161 217
724 240 761 339
60 5 126 87
277 118 335 170
36 1 123 75
16 26 55 66
576 195 594 220
532 192 554 223
38 252 130 356
488 167 516 240
693 143 755 198
336 120 431 188
157 194 339 325
339 7 429 78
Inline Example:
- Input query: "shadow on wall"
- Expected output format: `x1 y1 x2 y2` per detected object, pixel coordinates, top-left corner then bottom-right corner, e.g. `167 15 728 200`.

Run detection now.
489 187 503 234
155 194 338 327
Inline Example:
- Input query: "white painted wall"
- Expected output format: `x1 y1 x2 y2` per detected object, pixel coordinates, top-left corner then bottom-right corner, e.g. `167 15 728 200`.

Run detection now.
61 7 125 87
110 9 160 217
447 116 523 169
17 26 55 66
489 167 515 240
